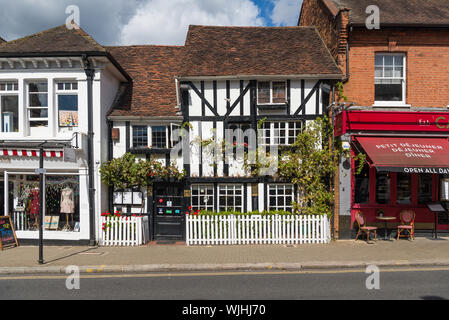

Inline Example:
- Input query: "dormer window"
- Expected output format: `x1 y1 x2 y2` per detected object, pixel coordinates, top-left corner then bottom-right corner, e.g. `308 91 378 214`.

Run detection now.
257 81 286 104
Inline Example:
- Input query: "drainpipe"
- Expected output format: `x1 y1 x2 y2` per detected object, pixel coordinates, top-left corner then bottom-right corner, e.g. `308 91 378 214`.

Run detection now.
83 54 96 246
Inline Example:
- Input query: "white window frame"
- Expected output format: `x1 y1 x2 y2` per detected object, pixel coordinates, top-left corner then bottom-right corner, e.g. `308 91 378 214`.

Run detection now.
257 81 287 105
268 184 294 212
151 125 168 149
218 184 243 212
55 81 79 130
191 184 214 211
258 121 303 146
131 125 149 148
373 53 408 107
27 81 49 131
0 81 20 135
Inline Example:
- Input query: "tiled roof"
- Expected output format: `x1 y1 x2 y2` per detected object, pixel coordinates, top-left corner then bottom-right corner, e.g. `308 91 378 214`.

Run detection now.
331 0 449 26
179 25 342 78
106 45 184 118
0 37 5 43
0 25 105 54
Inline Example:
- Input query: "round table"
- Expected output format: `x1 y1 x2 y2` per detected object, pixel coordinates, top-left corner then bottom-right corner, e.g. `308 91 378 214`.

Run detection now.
376 216 396 240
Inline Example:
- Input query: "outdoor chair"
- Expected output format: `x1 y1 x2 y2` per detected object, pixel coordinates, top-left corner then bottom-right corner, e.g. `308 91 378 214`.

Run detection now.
397 210 415 240
354 211 377 242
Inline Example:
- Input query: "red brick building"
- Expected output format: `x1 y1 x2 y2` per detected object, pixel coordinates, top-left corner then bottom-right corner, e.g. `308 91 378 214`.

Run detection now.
300 0 449 239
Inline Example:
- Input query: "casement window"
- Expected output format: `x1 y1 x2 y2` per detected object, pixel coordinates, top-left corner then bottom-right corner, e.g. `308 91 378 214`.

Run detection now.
132 125 148 147
170 123 181 148
268 184 294 212
375 53 406 104
56 82 78 128
257 81 286 104
191 184 214 211
258 121 303 146
228 123 251 157
152 126 167 148
218 184 243 212
27 82 48 128
0 82 19 133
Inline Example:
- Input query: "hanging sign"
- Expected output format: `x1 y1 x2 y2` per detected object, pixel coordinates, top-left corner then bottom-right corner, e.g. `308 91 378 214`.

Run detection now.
0 216 19 250
63 147 76 163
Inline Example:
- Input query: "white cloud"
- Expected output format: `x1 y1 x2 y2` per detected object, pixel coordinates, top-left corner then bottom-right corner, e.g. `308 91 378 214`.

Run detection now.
270 0 302 26
120 0 265 45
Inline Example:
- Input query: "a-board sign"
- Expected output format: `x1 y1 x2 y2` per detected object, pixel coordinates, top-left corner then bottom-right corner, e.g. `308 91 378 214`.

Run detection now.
0 216 19 250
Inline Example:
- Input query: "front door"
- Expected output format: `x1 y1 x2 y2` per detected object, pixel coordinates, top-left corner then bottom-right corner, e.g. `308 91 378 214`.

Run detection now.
153 183 185 240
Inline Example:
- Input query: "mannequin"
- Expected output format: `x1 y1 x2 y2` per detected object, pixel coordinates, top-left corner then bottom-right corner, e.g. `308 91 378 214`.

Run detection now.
29 187 40 230
60 186 75 230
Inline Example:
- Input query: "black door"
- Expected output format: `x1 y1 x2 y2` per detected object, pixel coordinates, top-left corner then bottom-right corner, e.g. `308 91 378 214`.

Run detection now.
153 183 185 240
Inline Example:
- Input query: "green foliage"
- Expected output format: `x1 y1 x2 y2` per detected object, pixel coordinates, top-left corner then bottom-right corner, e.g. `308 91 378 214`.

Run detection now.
99 153 185 189
278 117 338 217
336 81 347 102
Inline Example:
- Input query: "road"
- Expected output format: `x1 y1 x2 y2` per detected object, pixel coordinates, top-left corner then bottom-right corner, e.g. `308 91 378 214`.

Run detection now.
1 267 448 300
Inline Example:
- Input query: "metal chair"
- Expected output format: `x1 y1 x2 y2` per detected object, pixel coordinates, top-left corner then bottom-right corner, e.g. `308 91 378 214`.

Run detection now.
355 211 377 242
397 210 415 240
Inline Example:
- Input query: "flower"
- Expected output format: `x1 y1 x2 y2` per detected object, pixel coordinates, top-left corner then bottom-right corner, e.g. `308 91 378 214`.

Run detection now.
188 206 192 210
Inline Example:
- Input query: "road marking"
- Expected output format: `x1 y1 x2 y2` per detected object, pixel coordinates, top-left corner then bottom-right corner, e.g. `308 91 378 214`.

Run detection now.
1 266 449 281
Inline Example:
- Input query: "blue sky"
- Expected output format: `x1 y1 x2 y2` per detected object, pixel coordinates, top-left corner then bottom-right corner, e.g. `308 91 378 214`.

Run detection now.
0 0 303 45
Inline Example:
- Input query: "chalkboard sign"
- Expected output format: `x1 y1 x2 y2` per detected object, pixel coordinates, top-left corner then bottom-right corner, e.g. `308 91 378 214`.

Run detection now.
0 216 19 250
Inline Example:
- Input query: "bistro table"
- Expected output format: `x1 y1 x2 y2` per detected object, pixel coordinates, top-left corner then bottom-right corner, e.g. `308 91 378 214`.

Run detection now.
376 216 396 240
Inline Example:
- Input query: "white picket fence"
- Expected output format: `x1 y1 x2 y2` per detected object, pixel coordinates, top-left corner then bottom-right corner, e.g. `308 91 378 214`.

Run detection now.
186 214 331 246
99 215 149 246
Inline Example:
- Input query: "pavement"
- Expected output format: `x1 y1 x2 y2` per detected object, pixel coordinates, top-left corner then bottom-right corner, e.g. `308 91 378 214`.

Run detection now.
1 237 449 274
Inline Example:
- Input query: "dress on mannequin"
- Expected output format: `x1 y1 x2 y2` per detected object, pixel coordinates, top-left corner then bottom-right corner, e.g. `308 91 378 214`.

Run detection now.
60 187 75 230
29 188 40 229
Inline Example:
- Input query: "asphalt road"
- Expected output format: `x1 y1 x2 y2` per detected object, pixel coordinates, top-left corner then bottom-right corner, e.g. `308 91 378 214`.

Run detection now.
1 267 449 301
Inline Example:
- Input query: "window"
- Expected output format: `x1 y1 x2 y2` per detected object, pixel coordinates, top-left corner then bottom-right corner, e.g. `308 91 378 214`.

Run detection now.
418 174 433 204
376 172 390 204
396 173 411 205
259 121 303 146
152 126 167 148
218 184 243 212
0 82 19 133
132 126 148 148
191 185 214 211
28 82 48 127
268 184 294 212
57 82 78 128
354 165 370 204
257 81 286 104
375 54 406 103
228 123 251 157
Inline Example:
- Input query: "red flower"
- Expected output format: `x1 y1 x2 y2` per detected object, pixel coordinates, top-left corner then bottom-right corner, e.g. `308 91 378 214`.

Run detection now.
188 206 192 210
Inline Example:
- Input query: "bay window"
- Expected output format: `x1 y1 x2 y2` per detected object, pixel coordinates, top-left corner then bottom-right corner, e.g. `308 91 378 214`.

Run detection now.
257 81 286 104
375 53 406 104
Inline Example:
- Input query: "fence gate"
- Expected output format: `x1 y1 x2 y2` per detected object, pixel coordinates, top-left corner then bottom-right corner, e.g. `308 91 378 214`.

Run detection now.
152 183 185 240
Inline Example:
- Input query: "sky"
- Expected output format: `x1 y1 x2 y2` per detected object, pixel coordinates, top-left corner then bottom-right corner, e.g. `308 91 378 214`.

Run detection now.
0 0 303 46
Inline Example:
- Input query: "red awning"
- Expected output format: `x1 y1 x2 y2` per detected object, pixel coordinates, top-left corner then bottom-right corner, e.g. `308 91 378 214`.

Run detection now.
0 149 63 158
355 137 449 174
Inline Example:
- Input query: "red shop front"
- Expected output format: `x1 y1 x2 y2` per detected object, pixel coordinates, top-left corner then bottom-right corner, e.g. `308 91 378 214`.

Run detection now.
335 110 449 234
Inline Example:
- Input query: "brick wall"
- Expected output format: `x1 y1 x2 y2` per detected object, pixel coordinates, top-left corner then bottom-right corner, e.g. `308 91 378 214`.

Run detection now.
345 28 449 108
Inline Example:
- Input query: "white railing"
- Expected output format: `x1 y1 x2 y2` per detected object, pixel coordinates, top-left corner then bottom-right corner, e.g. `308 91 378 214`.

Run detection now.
99 215 149 246
186 214 331 246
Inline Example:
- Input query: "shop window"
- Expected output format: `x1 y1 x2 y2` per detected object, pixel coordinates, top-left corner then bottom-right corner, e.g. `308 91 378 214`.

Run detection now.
396 173 411 205
376 172 390 204
268 184 294 212
27 82 48 128
9 174 80 232
218 184 243 212
257 81 286 104
152 126 167 148
418 174 433 204
354 165 370 204
132 126 148 148
375 53 406 104
56 82 78 128
191 184 214 211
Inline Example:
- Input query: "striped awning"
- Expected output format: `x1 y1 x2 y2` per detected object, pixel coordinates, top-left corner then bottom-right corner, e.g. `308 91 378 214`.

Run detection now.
1 149 64 158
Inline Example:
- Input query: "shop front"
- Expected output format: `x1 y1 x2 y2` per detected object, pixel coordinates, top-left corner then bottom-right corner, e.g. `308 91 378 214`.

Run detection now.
336 109 449 236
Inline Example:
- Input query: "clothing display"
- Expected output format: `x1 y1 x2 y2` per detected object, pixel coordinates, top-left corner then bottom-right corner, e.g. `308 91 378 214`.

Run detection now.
29 188 40 217
60 187 75 214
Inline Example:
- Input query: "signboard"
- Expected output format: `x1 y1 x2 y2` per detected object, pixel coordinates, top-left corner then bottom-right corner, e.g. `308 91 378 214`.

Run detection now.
63 147 76 163
44 216 59 230
0 216 19 250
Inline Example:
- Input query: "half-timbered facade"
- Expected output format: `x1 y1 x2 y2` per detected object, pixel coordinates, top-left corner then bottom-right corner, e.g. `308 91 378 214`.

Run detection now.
109 25 342 240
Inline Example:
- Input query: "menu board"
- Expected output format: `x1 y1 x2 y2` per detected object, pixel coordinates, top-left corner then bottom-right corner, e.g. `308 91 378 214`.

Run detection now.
0 216 18 250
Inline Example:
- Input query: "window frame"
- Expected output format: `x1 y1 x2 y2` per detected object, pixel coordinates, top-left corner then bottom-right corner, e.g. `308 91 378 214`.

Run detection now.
268 184 294 212
257 81 287 105
258 121 303 146
218 184 243 212
373 53 407 106
56 81 79 129
27 81 49 129
191 184 214 211
132 125 149 148
151 125 168 149
0 81 20 134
